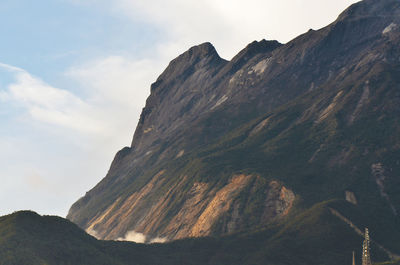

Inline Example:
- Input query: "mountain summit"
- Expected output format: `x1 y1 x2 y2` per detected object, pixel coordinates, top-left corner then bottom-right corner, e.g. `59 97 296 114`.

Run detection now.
68 0 400 259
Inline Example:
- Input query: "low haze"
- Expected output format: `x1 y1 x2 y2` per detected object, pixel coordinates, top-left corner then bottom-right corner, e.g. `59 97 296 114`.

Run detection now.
0 0 359 217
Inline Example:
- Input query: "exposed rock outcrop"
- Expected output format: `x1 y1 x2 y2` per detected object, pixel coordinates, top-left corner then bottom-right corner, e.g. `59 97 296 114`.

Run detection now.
82 173 294 241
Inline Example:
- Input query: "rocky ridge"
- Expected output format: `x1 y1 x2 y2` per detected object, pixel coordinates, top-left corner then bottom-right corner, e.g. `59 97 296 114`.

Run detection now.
68 0 400 253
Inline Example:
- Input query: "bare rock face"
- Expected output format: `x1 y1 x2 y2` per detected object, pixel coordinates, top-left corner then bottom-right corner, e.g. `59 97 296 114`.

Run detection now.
80 173 295 241
68 0 400 242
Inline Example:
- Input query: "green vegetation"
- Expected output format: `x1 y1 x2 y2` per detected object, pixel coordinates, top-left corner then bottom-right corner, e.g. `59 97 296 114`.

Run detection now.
0 203 393 265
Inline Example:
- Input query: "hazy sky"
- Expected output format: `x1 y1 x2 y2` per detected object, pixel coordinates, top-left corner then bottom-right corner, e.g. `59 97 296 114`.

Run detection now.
0 0 360 217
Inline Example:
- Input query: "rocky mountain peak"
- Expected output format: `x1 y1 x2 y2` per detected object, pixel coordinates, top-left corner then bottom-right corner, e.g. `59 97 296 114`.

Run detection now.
231 39 282 64
185 42 221 60
169 42 222 67
213 39 282 81
153 42 226 92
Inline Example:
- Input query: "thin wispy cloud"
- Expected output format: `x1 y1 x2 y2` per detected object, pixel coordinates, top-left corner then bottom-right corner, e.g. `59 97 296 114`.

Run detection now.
0 60 155 216
112 0 359 59
65 56 161 111
0 58 160 138
0 62 100 134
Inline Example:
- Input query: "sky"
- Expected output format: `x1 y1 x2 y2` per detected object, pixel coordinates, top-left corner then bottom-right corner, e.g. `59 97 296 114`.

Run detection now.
0 0 360 217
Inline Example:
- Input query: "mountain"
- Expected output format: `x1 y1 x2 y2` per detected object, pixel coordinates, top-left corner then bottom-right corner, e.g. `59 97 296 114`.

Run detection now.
67 0 400 259
0 208 396 265
0 211 120 265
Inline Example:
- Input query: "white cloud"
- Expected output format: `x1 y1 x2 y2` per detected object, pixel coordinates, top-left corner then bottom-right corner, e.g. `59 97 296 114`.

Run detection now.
0 59 159 217
64 56 164 142
117 230 147 243
65 56 161 109
65 0 359 60
0 63 104 135
0 56 162 140
112 0 360 59
116 230 168 244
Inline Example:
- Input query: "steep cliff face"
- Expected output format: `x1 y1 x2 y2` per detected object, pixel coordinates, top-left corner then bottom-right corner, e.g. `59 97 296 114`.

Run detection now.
68 0 400 250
